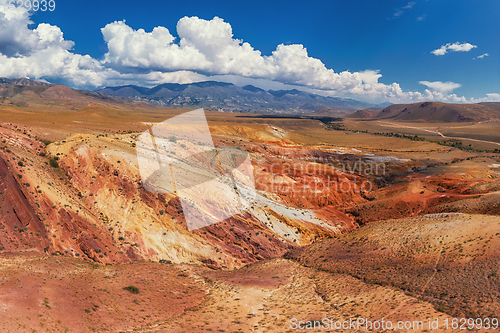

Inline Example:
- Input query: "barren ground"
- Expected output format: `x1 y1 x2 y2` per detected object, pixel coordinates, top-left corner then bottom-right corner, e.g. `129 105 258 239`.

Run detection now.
1 104 499 332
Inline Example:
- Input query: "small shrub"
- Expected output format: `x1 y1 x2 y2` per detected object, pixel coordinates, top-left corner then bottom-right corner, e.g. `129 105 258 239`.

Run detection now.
49 159 59 168
123 285 140 294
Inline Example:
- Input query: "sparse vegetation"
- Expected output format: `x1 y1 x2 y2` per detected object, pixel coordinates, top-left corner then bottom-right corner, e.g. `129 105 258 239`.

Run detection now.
123 285 140 294
49 158 59 168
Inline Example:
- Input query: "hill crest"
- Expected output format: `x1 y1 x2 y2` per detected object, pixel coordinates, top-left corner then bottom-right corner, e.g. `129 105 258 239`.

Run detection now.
373 101 500 122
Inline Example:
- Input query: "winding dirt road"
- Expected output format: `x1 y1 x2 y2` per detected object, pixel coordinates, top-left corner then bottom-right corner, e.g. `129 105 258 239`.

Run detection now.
378 121 500 147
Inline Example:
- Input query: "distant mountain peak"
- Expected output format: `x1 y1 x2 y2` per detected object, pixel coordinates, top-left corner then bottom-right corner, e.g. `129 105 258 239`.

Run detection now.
0 77 53 87
242 85 265 93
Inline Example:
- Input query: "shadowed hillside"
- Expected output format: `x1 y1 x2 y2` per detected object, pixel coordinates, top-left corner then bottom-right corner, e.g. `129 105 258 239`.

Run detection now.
0 77 125 109
285 213 500 318
374 102 500 122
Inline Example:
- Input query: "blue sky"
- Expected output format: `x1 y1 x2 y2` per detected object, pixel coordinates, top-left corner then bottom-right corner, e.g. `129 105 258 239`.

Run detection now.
0 0 498 103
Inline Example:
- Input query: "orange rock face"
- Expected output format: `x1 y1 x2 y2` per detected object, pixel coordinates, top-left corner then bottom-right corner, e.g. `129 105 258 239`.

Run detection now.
0 155 50 252
2 120 499 270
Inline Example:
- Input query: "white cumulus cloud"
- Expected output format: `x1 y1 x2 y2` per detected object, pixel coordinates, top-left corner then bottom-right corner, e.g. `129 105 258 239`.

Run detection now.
431 42 477 56
485 93 500 101
0 7 74 57
468 93 500 103
0 5 115 87
101 20 211 72
419 81 461 94
100 16 416 101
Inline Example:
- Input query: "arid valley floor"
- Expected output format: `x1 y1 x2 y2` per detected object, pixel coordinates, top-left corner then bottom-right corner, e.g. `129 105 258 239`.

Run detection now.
1 86 500 332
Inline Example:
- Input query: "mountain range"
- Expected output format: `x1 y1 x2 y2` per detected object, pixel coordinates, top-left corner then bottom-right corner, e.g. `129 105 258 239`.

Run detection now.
97 81 377 113
2 77 499 123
